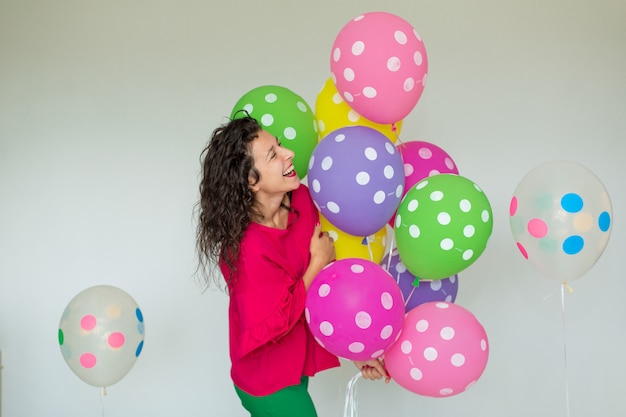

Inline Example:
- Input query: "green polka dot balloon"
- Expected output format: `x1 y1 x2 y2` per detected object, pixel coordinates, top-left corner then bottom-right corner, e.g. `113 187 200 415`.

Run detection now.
231 85 318 179
394 174 493 280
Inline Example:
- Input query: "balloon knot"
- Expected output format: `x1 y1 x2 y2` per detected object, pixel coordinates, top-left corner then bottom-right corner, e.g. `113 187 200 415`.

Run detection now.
562 281 574 294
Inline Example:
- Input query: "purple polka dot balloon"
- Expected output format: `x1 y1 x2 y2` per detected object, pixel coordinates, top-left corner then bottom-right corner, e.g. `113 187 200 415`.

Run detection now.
308 126 404 236
382 248 459 313
305 258 405 361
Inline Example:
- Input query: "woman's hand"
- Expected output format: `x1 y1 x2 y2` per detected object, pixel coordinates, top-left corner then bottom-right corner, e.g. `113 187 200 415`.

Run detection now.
302 222 336 290
310 221 336 266
354 358 390 383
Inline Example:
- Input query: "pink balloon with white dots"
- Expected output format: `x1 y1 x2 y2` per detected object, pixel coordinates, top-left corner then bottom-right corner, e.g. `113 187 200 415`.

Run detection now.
330 11 428 124
305 258 405 361
384 301 489 397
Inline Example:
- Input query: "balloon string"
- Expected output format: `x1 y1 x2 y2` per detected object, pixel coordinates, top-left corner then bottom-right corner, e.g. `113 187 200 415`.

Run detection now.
404 286 416 308
560 283 571 417
100 387 107 417
365 236 374 262
391 123 402 144
386 233 395 273
343 371 362 417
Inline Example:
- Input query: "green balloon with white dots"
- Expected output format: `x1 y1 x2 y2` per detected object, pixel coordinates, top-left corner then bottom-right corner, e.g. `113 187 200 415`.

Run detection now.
394 174 493 280
231 85 318 179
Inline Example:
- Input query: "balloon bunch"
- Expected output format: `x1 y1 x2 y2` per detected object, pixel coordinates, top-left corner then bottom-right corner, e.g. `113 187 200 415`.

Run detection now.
228 10 494 399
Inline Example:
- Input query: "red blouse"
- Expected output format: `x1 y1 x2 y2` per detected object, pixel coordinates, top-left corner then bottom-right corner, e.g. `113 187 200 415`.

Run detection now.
220 184 340 396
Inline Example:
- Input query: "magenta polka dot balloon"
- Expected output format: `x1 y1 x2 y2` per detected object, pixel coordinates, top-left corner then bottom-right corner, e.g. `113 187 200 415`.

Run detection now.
389 140 459 226
305 258 405 361
398 140 458 190
58 285 145 388
384 301 489 397
330 11 428 124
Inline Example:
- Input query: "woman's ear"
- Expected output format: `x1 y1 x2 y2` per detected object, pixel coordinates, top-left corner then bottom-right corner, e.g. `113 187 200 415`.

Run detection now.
248 178 259 193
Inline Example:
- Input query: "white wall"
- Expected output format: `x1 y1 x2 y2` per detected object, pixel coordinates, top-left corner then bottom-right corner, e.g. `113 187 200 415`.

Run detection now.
1 0 625 416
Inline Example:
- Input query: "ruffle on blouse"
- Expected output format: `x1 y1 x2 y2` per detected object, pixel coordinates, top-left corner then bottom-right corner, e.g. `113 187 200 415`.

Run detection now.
234 277 306 360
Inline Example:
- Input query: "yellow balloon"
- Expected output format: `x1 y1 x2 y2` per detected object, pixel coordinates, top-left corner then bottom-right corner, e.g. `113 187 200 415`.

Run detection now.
315 77 402 143
320 213 388 263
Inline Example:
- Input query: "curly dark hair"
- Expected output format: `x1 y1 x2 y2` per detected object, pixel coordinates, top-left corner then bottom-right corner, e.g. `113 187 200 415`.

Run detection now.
195 115 264 288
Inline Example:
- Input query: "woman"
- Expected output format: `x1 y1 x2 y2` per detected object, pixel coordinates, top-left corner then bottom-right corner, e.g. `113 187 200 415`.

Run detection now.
196 115 388 417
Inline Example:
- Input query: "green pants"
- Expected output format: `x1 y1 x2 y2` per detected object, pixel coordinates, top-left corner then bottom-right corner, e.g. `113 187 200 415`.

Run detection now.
234 376 317 417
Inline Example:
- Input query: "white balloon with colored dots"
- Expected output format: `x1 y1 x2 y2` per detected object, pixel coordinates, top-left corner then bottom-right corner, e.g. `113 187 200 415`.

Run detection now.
58 285 145 388
509 160 613 282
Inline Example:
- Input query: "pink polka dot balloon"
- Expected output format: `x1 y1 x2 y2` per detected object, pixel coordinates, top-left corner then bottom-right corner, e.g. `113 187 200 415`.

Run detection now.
330 12 428 124
58 285 145 388
384 301 489 397
305 258 405 361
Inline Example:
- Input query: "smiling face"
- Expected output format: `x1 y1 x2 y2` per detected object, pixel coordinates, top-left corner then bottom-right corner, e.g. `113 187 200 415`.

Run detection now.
248 130 300 198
